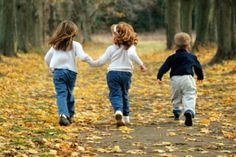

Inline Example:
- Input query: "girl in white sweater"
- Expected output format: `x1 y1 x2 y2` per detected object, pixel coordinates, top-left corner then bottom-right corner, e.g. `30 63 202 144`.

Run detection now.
89 22 146 127
45 21 91 126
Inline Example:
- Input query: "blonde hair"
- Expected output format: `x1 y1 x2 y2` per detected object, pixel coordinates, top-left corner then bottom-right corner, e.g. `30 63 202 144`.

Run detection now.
174 32 191 49
111 22 138 50
48 20 78 51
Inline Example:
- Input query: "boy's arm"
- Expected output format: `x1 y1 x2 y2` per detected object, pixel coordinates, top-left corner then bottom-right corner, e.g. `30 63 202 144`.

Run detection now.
44 47 54 67
193 56 204 80
88 47 111 67
157 56 171 81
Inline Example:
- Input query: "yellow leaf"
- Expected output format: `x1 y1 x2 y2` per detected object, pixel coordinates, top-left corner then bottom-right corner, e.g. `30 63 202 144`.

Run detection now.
153 149 165 153
28 149 38 154
111 145 122 153
167 132 176 136
200 119 210 126
126 149 146 155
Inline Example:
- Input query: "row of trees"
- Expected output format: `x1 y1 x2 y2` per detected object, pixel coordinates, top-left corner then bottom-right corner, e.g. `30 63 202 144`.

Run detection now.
166 0 236 63
0 0 235 64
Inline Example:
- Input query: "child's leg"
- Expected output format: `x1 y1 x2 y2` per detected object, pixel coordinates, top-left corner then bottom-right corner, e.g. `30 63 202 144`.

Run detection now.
181 76 196 126
171 77 184 117
121 72 132 116
66 71 77 117
53 70 70 117
182 76 196 116
106 71 123 113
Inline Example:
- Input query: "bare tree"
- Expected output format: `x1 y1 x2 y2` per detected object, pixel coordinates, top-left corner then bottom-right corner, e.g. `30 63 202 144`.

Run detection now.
207 0 217 45
15 0 44 52
1 0 16 57
72 0 98 43
211 0 236 63
166 0 181 49
193 0 212 51
16 0 28 52
180 0 193 35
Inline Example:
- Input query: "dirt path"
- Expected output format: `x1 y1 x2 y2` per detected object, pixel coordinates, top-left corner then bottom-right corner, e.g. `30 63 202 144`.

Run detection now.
77 107 235 157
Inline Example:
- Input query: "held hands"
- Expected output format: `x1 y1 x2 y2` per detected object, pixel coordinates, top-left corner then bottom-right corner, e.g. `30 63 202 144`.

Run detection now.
140 65 147 72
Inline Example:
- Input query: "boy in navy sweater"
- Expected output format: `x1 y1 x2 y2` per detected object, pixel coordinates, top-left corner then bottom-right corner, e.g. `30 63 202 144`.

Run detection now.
157 32 204 126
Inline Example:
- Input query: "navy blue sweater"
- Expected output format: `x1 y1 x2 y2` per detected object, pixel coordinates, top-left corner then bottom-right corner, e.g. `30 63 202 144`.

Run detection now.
157 49 204 80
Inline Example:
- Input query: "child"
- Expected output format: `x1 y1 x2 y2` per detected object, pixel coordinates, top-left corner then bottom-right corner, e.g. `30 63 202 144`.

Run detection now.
88 22 146 127
44 20 92 126
157 32 204 126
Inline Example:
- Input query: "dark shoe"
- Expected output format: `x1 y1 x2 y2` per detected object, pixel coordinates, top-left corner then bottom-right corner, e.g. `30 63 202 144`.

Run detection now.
174 113 180 120
68 115 74 124
59 115 70 126
184 112 193 126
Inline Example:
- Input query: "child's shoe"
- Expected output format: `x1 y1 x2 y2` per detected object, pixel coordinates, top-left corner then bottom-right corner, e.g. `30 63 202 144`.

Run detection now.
115 110 125 127
184 111 193 126
68 115 74 124
59 114 70 126
173 110 181 120
123 116 130 124
174 113 180 120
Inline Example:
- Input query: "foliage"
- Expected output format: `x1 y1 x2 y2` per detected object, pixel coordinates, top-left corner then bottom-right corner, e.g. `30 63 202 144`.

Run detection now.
95 0 166 32
0 41 235 156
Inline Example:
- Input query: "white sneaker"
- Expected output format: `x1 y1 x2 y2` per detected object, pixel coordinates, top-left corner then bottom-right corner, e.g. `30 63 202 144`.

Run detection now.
123 116 130 124
115 111 125 127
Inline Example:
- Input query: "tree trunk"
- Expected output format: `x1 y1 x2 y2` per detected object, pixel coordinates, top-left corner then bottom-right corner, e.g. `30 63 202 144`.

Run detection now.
232 0 236 52
48 1 73 36
0 0 4 53
26 0 43 50
15 0 28 52
193 0 212 51
72 0 97 43
1 0 16 57
166 0 181 49
15 0 43 52
211 0 236 64
180 0 193 35
207 0 217 44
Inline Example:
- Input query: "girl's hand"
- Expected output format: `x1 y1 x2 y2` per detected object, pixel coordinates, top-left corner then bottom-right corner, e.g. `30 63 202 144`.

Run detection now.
140 65 147 72
48 69 53 76
157 79 162 85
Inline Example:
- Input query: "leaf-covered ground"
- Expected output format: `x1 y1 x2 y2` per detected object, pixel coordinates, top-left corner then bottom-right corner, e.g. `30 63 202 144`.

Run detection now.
0 41 235 157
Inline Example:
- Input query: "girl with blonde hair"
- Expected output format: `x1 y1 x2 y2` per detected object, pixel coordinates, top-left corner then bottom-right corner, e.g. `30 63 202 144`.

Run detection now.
89 22 146 127
45 20 92 126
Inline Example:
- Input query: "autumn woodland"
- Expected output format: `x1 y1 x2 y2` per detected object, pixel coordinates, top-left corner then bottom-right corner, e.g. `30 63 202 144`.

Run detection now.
0 0 236 157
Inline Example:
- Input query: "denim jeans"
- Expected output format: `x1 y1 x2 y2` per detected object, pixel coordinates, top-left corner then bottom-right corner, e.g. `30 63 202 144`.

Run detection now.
53 69 77 117
106 71 132 116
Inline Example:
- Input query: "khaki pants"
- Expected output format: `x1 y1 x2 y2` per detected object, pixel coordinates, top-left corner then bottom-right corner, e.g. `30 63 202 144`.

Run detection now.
170 75 196 115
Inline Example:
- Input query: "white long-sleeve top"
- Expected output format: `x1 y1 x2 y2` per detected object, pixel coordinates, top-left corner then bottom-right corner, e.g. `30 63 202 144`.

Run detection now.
44 41 91 73
89 44 143 73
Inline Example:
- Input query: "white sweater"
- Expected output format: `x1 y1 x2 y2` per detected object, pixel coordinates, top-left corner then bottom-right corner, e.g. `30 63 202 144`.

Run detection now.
44 41 91 73
89 44 143 72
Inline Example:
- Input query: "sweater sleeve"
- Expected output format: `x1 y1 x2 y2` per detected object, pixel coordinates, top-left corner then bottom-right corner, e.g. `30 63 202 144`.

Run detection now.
193 56 204 80
44 47 54 67
128 46 144 66
74 42 92 62
157 56 172 80
88 46 111 67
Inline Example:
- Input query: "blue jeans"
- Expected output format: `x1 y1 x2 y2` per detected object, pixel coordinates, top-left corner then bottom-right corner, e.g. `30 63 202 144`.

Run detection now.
53 69 77 117
106 71 132 116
